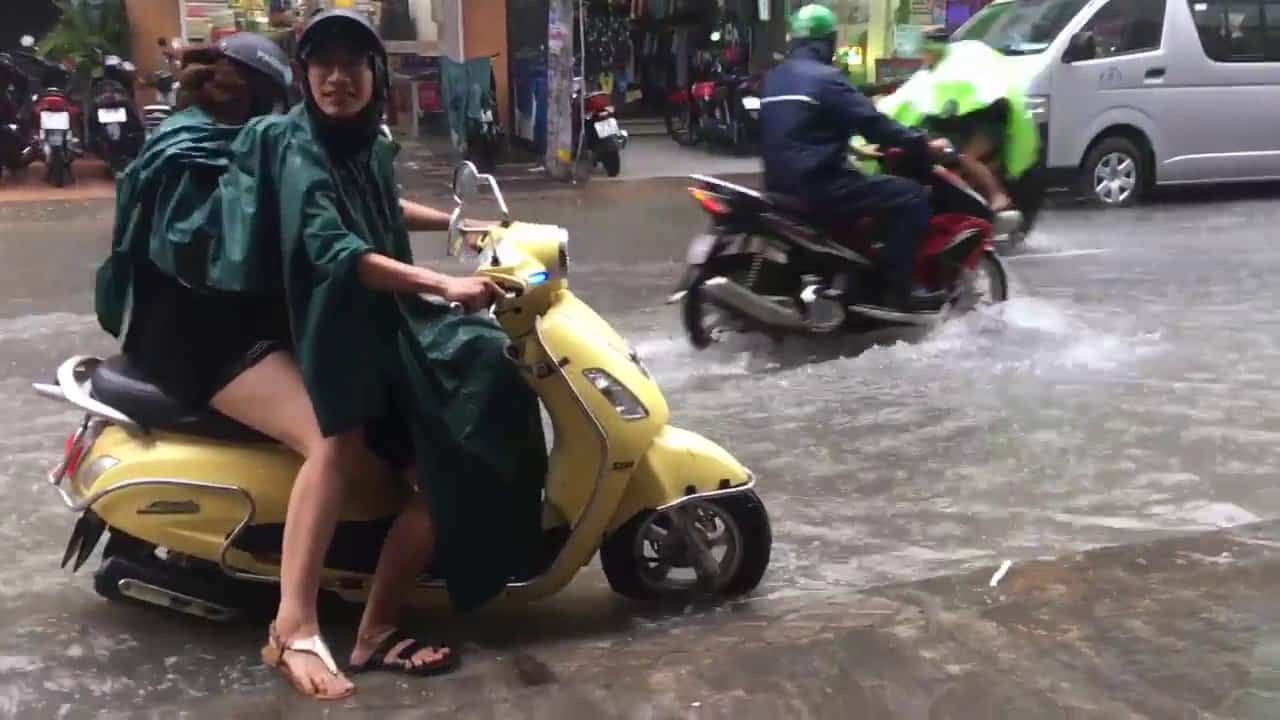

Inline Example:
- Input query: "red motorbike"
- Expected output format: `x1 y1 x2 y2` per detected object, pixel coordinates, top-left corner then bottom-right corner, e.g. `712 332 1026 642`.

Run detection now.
672 143 1016 348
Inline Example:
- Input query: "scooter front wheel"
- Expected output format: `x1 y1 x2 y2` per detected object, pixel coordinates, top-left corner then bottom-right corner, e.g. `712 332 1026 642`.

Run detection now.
601 490 771 601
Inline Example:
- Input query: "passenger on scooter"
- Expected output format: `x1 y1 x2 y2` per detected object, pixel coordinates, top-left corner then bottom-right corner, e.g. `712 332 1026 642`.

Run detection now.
211 10 546 698
761 4 951 312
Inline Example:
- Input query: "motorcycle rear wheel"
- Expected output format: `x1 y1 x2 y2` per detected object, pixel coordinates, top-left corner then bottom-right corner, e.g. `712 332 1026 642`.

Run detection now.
665 97 698 146
601 491 771 601
598 146 621 177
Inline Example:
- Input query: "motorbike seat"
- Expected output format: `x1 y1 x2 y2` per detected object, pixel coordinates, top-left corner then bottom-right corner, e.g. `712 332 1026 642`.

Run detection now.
765 193 814 218
89 355 270 443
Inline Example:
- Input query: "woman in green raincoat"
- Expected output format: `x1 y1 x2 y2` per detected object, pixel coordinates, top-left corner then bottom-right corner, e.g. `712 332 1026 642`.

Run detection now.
878 36 1042 217
208 10 548 699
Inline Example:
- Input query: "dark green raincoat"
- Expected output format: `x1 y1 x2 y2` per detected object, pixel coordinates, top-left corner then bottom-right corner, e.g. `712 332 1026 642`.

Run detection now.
216 106 547 611
95 107 244 337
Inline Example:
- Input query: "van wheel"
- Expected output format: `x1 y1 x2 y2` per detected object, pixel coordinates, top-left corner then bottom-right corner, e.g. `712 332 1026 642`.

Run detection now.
1081 137 1144 207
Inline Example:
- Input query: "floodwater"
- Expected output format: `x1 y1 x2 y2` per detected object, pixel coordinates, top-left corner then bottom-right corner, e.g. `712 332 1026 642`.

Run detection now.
2 178 1280 716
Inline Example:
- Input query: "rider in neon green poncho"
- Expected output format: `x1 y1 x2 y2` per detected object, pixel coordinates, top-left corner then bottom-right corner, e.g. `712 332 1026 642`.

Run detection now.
856 37 1041 215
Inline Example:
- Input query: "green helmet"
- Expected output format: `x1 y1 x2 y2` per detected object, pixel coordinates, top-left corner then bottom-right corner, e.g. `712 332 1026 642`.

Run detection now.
790 4 838 40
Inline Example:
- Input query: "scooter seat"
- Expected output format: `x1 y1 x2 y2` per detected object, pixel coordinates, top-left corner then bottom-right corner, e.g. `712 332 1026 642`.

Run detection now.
89 355 270 443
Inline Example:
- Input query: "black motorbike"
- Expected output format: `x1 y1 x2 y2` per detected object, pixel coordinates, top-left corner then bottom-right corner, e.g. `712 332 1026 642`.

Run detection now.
0 52 36 182
87 50 144 175
572 76 628 178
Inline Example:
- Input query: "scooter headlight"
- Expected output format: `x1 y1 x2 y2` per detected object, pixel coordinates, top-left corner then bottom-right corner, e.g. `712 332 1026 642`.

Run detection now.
582 368 648 420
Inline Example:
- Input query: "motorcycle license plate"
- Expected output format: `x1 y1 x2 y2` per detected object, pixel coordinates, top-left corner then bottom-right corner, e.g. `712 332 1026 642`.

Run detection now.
97 107 128 124
741 96 761 111
686 234 717 265
41 111 71 131
594 117 619 138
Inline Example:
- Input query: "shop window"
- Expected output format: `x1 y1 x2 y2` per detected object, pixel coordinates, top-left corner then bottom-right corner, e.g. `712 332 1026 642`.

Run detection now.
1187 0 1273 61
1080 0 1166 57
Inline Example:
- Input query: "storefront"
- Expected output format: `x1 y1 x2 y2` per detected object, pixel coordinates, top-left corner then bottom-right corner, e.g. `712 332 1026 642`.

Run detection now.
789 0 995 87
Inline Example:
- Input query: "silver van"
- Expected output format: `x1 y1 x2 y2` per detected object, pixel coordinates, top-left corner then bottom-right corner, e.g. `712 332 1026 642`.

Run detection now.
952 0 1280 207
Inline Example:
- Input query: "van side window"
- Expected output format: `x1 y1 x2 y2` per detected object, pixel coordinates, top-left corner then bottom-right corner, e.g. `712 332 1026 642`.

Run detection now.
1082 0 1167 56
1188 0 1270 61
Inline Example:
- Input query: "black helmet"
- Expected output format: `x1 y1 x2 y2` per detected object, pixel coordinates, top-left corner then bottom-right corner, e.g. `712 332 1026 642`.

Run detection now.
299 9 385 63
218 32 292 94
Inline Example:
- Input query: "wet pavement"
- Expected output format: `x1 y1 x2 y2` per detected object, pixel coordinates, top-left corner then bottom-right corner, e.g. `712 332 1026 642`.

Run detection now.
3 175 1280 717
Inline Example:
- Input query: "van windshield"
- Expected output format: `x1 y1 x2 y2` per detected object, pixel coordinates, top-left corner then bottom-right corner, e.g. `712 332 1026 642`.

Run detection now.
951 0 1091 55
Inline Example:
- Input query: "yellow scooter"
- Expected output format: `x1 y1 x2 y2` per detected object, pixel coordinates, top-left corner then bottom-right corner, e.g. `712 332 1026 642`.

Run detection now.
34 162 769 622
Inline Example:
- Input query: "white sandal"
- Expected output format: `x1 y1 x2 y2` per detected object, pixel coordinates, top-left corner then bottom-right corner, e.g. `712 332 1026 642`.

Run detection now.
261 622 354 701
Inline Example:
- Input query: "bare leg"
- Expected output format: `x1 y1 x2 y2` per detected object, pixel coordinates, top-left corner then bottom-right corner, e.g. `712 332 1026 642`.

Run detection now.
349 472 451 669
957 136 1012 211
210 351 364 698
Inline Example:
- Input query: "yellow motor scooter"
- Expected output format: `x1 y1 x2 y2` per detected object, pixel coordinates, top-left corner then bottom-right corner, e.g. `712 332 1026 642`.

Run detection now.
34 162 769 621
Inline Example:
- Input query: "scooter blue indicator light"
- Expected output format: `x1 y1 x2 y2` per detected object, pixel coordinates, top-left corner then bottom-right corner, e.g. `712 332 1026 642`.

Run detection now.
527 270 549 285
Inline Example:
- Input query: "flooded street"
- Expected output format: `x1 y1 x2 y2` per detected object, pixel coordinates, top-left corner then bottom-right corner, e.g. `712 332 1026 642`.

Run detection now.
3 177 1280 717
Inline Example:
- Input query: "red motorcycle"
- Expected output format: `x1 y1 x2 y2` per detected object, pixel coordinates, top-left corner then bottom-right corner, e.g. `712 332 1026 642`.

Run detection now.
672 143 1015 348
664 53 760 153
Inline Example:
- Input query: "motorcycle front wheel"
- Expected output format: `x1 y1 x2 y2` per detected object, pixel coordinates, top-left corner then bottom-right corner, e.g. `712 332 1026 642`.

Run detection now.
601 490 771 601
953 250 1009 312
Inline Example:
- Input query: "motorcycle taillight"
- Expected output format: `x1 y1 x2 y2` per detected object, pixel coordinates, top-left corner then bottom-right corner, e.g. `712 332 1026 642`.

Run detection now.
584 92 611 115
692 82 717 102
689 187 732 216
63 430 86 480
36 96 68 113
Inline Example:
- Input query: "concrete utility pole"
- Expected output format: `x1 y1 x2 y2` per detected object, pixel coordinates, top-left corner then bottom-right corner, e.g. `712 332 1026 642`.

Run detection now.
544 0 574 180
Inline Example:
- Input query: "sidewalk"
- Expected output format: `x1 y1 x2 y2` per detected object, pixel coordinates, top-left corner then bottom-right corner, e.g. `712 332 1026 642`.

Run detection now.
0 158 116 203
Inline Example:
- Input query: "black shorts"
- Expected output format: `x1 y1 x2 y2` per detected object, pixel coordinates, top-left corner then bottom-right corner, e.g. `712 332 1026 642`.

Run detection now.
122 263 292 409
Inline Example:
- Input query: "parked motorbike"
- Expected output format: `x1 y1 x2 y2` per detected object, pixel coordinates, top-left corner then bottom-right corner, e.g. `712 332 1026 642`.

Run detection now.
671 143 1014 348
572 76 628 178
31 56 79 188
141 70 177 138
0 52 37 181
463 54 503 173
33 161 770 621
87 50 144 175
141 39 182 139
664 64 760 153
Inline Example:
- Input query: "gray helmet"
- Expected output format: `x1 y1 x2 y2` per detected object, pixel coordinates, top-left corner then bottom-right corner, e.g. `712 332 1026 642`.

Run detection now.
218 32 292 94
299 9 385 62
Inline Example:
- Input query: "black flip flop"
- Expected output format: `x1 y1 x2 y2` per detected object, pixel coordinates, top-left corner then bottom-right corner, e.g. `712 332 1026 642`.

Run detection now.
348 629 461 677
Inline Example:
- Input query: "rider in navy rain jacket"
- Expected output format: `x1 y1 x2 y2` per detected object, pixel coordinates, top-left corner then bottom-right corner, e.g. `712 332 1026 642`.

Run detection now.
760 4 945 312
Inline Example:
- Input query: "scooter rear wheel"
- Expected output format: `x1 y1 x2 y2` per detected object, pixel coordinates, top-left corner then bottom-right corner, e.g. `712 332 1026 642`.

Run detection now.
601 490 771 601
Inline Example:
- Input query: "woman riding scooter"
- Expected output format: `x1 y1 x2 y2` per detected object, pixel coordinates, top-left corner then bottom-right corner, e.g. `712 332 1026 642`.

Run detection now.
212 11 546 699
95 28 493 701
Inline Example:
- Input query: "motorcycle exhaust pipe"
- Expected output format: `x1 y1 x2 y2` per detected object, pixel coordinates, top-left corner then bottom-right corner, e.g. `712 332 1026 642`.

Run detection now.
699 276 809 331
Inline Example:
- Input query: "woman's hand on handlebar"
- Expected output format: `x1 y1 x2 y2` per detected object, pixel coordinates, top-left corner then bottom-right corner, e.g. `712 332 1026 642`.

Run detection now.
439 275 505 313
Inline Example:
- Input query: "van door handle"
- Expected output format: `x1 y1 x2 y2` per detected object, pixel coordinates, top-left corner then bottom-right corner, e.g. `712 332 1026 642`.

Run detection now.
1144 67 1166 80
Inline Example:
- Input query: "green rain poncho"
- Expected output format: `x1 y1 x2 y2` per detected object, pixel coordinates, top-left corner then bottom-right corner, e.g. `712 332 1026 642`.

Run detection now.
203 106 548 611
867 40 1039 179
95 107 244 337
